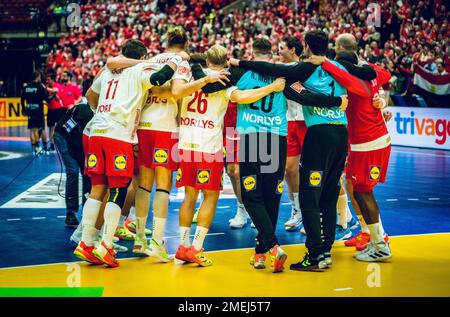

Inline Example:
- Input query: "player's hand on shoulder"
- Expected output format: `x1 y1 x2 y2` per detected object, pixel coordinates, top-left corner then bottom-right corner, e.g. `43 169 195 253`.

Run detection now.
205 69 230 86
339 94 348 111
271 77 286 92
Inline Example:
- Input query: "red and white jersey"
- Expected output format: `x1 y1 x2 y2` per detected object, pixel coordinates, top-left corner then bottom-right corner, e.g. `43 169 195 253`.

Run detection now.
89 63 157 143
179 68 237 154
139 52 191 133
82 118 94 137
286 99 304 121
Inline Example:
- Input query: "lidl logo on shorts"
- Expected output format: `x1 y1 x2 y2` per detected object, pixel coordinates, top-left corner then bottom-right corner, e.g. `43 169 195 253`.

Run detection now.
276 180 284 194
114 155 127 170
242 175 257 192
153 148 169 164
220 173 224 187
309 171 323 187
369 166 381 181
87 154 97 169
176 168 182 182
196 169 211 184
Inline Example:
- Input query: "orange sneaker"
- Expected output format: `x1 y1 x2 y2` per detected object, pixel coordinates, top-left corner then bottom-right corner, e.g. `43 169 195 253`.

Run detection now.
73 241 103 265
175 245 193 264
250 253 266 269
92 241 119 268
356 233 389 251
344 231 370 247
269 245 287 273
184 246 213 267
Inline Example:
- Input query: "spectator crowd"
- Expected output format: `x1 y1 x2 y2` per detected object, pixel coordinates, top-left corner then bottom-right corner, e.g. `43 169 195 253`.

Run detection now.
45 0 449 98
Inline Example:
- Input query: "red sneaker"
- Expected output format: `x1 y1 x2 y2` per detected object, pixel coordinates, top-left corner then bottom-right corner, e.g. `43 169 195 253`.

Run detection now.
345 231 370 247
175 245 193 264
73 241 103 265
184 246 213 267
92 241 119 268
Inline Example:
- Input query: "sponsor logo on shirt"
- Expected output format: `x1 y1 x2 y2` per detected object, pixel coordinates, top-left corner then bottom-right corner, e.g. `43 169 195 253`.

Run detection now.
97 104 111 113
92 129 108 134
309 171 323 187
114 155 127 170
369 166 381 180
176 168 182 182
242 175 257 192
276 180 284 194
87 154 97 169
146 95 168 105
153 148 169 164
180 117 215 129
242 113 283 126
196 169 211 184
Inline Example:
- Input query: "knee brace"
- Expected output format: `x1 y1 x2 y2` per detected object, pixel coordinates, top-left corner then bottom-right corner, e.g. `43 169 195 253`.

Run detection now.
108 187 128 209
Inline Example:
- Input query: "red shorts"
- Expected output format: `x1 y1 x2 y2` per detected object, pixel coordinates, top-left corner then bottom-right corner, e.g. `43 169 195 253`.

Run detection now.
137 129 178 171
223 137 239 164
346 145 391 192
82 133 89 176
87 136 134 188
223 103 239 164
287 120 307 157
176 149 224 191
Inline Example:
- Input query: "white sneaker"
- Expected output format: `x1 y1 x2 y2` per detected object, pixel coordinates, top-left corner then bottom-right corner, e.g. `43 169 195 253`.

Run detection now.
284 206 302 232
250 221 255 228
229 206 248 229
132 237 152 256
149 239 173 263
355 241 392 262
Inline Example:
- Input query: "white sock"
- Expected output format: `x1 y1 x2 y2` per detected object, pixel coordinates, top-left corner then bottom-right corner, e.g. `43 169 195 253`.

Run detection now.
293 192 300 211
102 202 122 248
152 217 166 245
136 217 148 240
368 223 384 244
358 215 370 233
379 217 386 236
179 226 191 247
135 187 151 239
129 206 136 220
192 226 208 250
337 194 348 228
346 205 353 222
81 198 102 246
118 215 127 227
238 203 245 210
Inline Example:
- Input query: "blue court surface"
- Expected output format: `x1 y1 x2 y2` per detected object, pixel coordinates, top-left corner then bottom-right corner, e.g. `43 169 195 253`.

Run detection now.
0 124 450 269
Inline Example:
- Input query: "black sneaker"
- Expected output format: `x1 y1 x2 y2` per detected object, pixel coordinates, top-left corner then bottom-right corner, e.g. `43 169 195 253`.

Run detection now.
65 212 79 228
290 253 328 272
50 143 56 152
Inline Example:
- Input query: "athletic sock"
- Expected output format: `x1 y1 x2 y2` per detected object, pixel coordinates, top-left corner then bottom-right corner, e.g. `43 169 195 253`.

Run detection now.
357 215 370 233
368 222 384 244
179 226 191 247
135 187 151 239
118 215 127 227
346 205 353 222
103 202 122 248
81 198 102 246
129 206 136 220
293 192 300 212
379 217 386 237
337 194 348 228
192 226 208 250
152 217 166 245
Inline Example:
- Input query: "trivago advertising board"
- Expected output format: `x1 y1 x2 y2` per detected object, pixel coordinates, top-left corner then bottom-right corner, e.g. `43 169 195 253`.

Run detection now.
386 107 450 150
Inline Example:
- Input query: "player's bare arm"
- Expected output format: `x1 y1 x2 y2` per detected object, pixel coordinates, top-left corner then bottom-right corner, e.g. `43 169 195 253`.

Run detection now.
171 69 230 99
230 77 285 104
86 88 99 109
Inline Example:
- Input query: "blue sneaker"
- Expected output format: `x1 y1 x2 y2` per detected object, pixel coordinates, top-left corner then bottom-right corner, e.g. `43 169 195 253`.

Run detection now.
347 217 359 230
335 225 352 241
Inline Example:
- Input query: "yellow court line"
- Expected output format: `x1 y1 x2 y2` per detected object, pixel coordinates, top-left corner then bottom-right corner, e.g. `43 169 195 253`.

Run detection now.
0 233 449 297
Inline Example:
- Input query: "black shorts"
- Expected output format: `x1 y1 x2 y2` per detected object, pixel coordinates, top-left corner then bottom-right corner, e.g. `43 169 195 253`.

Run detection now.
47 108 64 127
28 115 45 129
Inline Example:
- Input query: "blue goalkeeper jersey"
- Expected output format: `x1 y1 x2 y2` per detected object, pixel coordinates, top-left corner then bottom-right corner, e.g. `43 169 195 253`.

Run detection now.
236 70 288 136
302 60 348 127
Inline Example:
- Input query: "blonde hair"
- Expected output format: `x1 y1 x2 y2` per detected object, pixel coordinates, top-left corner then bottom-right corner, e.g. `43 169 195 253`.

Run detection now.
205 45 228 66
